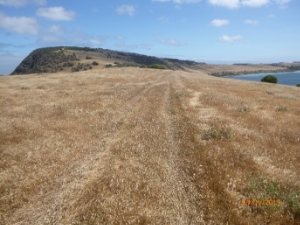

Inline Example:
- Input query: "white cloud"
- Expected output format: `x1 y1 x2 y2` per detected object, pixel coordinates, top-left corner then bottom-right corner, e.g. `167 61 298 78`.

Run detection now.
89 39 102 45
159 39 187 46
37 7 75 21
0 0 46 7
175 0 201 2
275 0 291 8
208 0 240 8
153 0 201 3
268 14 275 18
219 35 243 42
116 5 135 16
241 0 269 7
275 0 291 4
110 34 124 40
49 25 64 34
0 12 39 35
33 0 46 5
244 19 258 24
208 0 270 8
69 28 88 42
0 0 25 7
210 19 230 27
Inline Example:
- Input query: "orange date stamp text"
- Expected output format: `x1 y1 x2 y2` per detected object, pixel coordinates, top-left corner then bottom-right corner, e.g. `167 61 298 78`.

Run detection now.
242 199 281 206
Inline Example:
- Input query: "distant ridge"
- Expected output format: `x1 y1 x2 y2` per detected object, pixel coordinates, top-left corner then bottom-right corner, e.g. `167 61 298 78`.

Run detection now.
10 46 300 76
11 46 203 75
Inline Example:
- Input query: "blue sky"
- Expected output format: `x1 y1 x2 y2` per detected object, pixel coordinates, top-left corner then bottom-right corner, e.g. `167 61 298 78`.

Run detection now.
0 0 299 74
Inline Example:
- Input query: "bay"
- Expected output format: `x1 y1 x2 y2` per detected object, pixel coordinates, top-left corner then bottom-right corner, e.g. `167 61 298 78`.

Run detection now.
229 71 300 86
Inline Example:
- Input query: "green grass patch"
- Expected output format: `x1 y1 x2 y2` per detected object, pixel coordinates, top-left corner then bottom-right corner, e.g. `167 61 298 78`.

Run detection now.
243 173 300 218
236 106 250 113
174 91 189 98
201 123 233 141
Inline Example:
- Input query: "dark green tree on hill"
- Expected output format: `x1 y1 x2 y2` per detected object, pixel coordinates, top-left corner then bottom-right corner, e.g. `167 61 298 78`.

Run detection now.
261 75 278 84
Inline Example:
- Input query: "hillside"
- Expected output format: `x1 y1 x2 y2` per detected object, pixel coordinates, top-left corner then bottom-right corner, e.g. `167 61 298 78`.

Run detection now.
1 68 300 224
11 46 300 77
11 46 203 75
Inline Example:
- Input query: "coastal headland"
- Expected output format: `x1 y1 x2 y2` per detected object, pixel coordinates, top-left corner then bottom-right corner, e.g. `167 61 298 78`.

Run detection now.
1 47 299 224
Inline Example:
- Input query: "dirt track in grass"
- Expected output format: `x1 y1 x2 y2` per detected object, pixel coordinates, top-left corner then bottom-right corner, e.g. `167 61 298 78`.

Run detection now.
0 68 299 224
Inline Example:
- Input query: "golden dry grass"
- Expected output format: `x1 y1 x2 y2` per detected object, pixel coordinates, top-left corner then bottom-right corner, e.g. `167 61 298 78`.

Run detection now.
0 68 299 224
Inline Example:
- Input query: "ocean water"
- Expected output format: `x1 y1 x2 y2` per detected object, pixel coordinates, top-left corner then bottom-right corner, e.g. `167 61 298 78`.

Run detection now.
229 71 300 86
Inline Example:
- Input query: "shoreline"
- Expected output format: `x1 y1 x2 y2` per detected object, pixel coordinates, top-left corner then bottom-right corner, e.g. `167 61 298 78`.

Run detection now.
224 71 300 87
212 69 300 78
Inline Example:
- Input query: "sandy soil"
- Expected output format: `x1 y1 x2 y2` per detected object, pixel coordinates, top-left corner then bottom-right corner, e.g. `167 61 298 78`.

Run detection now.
0 68 299 224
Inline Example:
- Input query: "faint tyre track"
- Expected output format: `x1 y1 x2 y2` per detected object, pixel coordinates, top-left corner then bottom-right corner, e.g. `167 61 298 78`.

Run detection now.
3 68 300 224
160 74 206 224
9 72 167 224
29 71 206 224
8 75 166 224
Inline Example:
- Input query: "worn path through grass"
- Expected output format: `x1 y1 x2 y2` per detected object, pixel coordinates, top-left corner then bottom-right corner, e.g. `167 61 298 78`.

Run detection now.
0 68 299 224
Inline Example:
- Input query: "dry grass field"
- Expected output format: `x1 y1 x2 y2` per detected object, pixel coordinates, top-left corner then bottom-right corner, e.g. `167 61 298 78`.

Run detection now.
0 67 299 224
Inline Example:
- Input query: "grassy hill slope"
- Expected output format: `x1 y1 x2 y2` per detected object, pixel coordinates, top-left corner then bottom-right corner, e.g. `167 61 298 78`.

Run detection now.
1 68 300 224
11 46 203 75
11 46 300 77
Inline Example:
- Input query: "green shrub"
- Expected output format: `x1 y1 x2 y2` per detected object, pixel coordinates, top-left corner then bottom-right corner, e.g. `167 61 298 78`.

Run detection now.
147 64 168 70
92 61 99 66
86 56 92 59
261 75 278 84
296 84 300 87
105 64 113 68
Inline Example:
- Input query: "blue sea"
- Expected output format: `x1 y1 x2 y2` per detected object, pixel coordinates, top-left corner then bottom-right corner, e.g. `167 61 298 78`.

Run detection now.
229 71 300 86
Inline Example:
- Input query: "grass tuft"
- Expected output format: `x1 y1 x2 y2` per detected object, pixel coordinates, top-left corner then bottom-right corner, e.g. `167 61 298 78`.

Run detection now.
276 106 287 111
236 106 250 113
174 91 188 98
201 123 233 141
